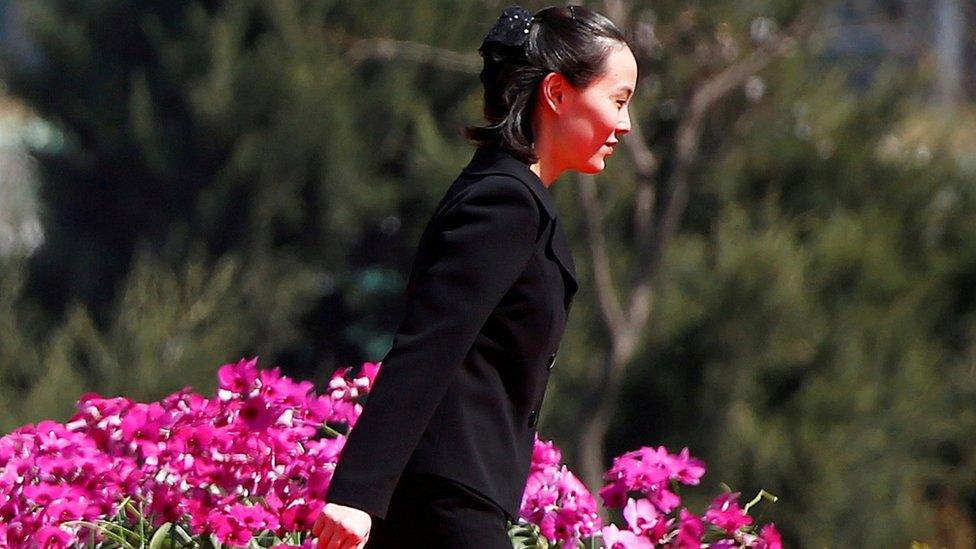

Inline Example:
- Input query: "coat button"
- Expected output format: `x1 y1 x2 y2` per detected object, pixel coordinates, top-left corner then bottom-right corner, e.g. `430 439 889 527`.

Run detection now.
528 410 538 428
547 353 556 370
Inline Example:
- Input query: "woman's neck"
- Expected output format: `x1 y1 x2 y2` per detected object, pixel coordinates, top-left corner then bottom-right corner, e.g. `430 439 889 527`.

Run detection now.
528 162 556 187
528 133 564 187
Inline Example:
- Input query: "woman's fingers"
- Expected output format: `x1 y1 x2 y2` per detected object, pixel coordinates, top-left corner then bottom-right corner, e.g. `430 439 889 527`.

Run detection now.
321 529 364 549
312 512 326 537
317 524 346 549
330 532 359 549
317 530 338 549
312 503 371 549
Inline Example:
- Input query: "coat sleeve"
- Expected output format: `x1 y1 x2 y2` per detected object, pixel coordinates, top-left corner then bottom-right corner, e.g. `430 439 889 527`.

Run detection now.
324 175 541 520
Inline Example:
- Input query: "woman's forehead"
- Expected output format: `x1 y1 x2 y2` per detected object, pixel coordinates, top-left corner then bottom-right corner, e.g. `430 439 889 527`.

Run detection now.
595 46 638 91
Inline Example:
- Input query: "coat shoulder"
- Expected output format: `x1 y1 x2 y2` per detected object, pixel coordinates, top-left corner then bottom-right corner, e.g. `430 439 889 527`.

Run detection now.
442 173 544 230
456 172 538 202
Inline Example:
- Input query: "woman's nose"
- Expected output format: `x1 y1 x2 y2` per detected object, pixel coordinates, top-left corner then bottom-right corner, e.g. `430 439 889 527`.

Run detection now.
617 112 631 135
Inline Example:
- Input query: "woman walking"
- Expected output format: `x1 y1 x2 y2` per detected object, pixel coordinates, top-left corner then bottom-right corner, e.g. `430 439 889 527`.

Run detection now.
313 5 637 548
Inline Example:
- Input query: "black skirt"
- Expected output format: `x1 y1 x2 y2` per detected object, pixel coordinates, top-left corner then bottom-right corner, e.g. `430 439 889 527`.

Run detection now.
364 472 512 548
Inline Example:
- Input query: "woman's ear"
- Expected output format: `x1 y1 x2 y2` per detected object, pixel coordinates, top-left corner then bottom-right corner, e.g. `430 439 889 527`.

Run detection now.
540 72 565 114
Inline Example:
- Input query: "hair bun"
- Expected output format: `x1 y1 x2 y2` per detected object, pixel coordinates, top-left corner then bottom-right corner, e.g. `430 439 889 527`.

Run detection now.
480 6 533 52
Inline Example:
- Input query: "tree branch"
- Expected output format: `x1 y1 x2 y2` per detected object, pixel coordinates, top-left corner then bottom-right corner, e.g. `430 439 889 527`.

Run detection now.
576 173 627 333
638 5 821 301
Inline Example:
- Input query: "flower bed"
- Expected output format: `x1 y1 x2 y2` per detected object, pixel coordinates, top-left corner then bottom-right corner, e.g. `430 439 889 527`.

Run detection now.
0 358 782 548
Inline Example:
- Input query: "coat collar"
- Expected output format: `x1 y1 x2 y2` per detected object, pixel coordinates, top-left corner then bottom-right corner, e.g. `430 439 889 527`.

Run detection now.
461 145 558 220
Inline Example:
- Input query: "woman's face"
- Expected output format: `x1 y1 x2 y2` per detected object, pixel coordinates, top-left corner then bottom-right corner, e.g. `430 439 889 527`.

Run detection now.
557 43 638 174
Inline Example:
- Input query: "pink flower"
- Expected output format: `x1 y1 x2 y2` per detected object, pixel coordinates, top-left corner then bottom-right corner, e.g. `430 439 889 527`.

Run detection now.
258 367 313 406
217 357 260 395
666 447 706 486
226 502 279 536
305 394 335 424
119 402 170 457
170 424 215 454
599 445 708 515
41 499 89 524
279 501 324 533
599 477 630 509
359 362 382 386
675 508 703 549
75 394 134 421
705 492 753 534
531 435 562 471
147 484 182 523
208 508 252 546
519 438 602 545
600 523 655 549
622 497 667 540
759 523 784 549
339 402 364 428
239 396 279 431
31 525 73 548
608 447 672 492
646 483 680 514
326 371 366 426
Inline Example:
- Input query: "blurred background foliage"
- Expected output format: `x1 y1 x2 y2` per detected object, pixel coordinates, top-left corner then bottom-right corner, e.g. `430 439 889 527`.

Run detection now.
1 0 976 545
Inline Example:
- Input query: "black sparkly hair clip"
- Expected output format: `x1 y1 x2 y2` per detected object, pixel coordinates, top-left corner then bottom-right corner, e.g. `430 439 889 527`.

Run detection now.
480 5 534 51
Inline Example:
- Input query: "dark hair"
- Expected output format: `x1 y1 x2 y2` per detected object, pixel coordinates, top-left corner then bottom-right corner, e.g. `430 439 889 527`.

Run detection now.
465 5 630 164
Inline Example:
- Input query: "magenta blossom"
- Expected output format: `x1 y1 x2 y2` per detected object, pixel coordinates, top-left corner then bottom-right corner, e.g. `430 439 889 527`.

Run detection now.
623 497 669 543
531 436 562 472
666 447 706 486
520 436 602 545
217 357 260 395
238 395 280 430
599 445 703 514
759 523 784 549
359 361 382 385
675 508 704 549
600 523 655 549
705 492 753 534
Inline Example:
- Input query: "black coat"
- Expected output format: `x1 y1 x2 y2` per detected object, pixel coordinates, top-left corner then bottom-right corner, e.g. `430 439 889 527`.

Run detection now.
325 145 579 523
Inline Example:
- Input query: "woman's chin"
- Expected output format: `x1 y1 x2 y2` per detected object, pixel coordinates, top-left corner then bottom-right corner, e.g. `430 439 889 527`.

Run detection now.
579 159 606 174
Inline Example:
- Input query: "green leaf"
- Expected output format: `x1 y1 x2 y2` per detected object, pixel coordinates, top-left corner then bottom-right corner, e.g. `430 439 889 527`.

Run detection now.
61 520 139 549
507 520 551 549
149 522 173 549
173 524 195 544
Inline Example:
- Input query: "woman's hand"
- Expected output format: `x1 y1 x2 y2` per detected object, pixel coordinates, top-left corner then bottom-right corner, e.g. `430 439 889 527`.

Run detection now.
312 503 372 549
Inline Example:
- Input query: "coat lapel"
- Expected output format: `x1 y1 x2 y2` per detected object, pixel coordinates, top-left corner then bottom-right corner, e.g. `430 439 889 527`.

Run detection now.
547 216 579 309
462 146 579 308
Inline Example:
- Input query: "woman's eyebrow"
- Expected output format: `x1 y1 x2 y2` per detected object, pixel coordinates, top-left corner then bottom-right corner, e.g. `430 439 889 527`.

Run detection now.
615 85 633 97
